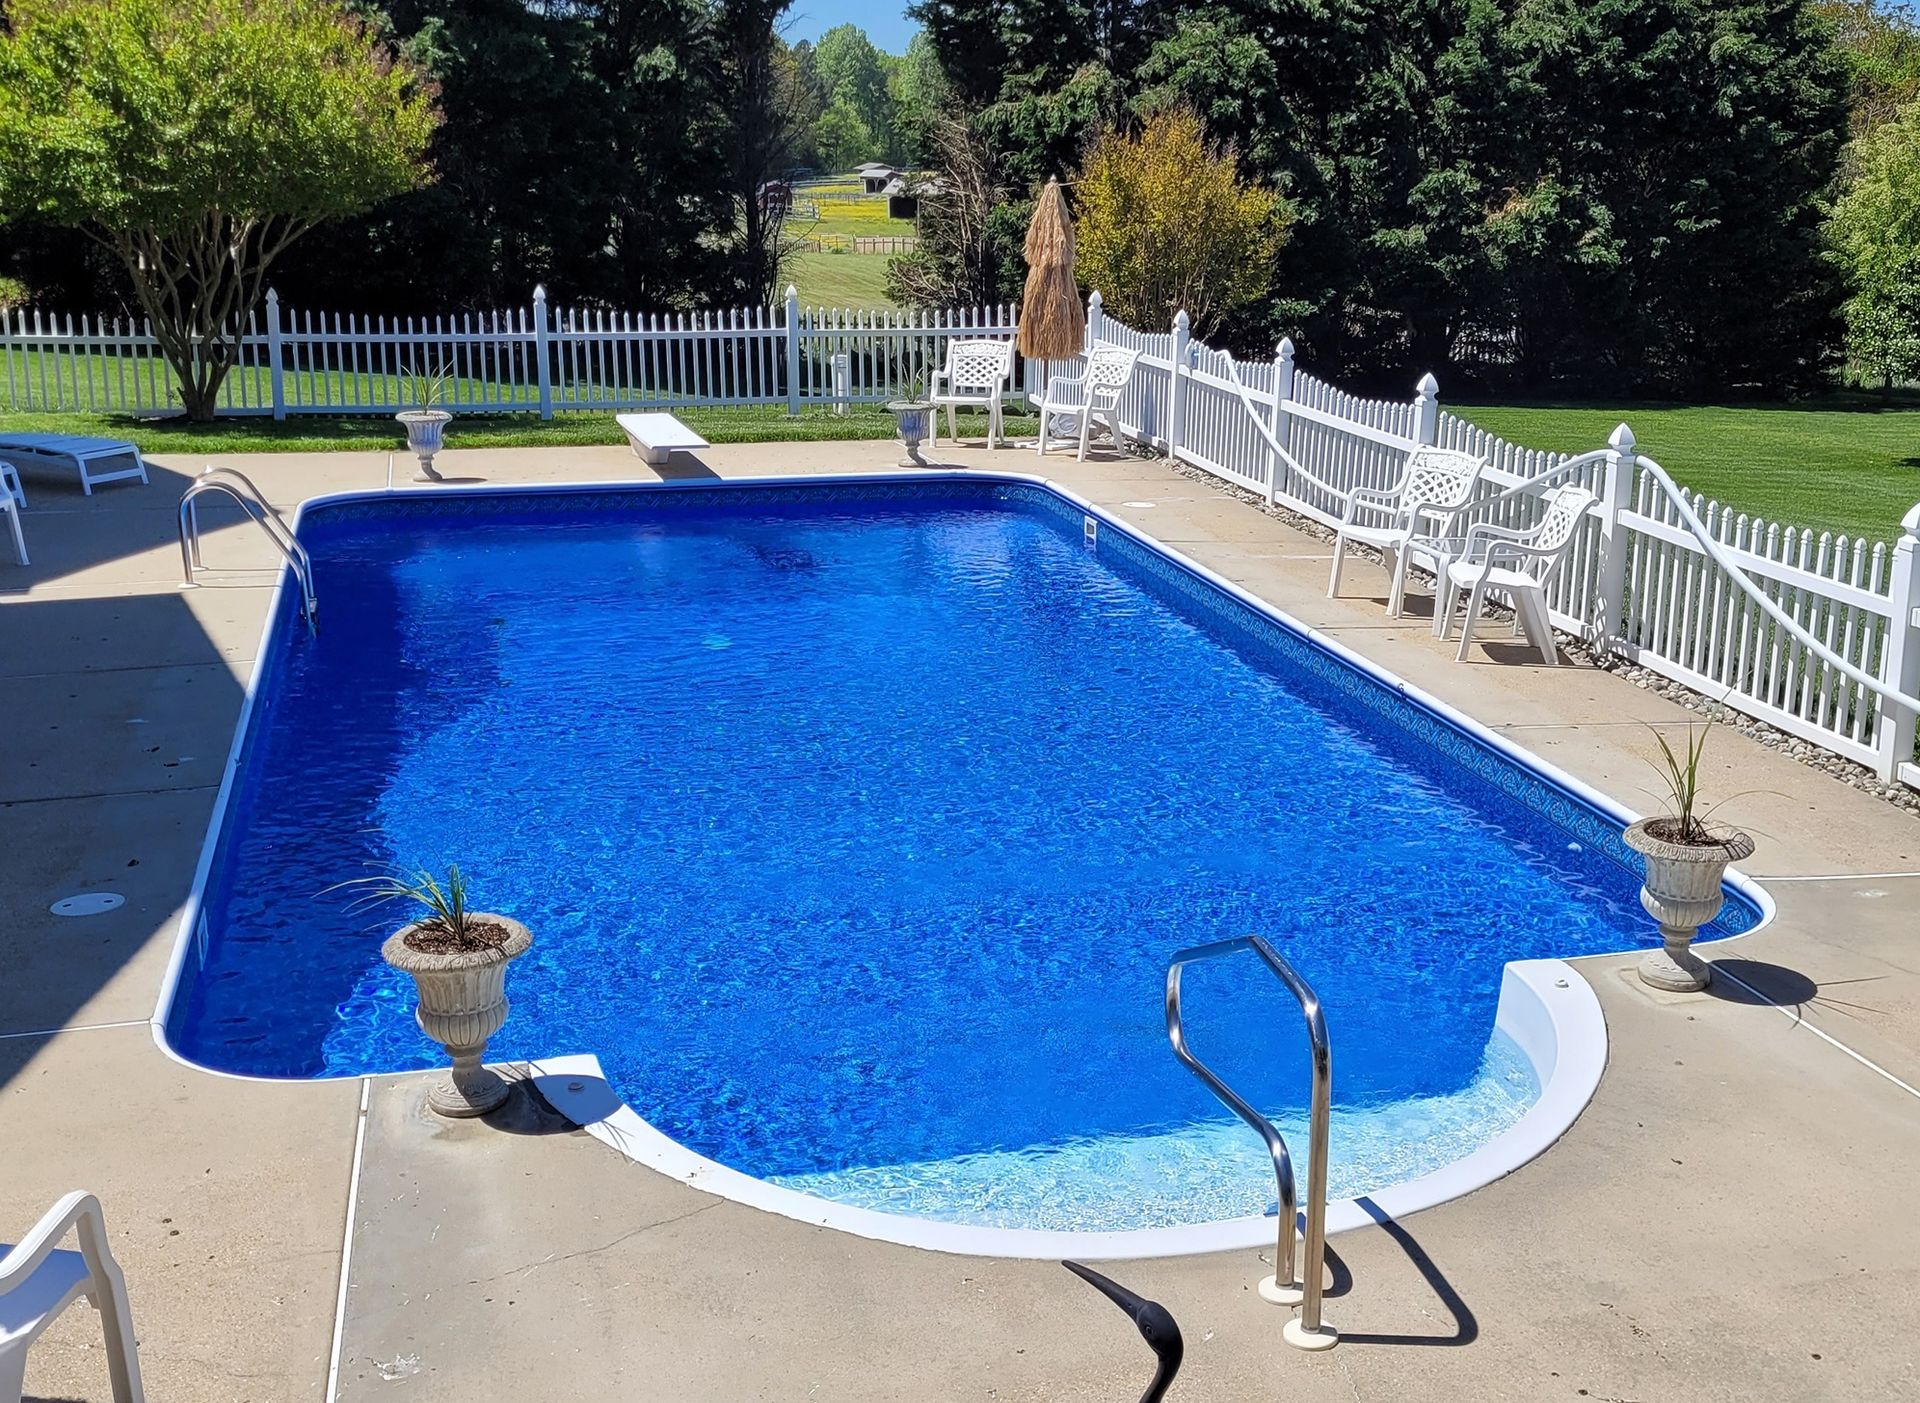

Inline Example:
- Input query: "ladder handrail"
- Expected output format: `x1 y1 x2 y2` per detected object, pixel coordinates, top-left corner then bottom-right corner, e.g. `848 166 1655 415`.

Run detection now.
1166 934 1334 1346
178 468 317 630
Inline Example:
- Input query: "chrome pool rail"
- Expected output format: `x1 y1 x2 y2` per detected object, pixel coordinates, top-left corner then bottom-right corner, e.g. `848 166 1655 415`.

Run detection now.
1165 934 1337 1350
178 467 317 631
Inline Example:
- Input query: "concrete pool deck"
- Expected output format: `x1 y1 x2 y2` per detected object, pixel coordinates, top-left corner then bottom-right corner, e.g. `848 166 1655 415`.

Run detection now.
1 437 1916 1401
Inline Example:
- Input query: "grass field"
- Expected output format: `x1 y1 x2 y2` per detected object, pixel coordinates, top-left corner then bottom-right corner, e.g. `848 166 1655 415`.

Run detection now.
0 404 1033 457
786 250 895 308
1452 400 1920 542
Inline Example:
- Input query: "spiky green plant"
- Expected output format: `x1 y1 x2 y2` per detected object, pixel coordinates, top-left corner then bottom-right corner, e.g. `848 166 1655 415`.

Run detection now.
327 863 475 937
1649 724 1716 843
403 357 453 413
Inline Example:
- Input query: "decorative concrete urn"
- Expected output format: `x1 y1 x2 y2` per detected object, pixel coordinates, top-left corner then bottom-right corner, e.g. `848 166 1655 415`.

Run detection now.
382 915 533 1117
1622 819 1755 992
886 400 933 467
395 409 453 483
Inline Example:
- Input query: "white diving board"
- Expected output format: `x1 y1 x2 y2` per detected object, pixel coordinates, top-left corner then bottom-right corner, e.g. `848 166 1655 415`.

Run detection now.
615 413 710 466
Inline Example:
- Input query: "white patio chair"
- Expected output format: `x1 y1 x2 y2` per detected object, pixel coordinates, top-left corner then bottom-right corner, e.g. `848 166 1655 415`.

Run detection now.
928 339 1016 449
0 462 24 566
1439 485 1598 665
1328 447 1486 617
0 434 148 495
1 1192 145 1402
1035 347 1140 460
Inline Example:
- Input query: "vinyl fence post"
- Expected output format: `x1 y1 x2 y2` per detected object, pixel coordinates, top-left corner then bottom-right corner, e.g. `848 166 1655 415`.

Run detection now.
1873 505 1920 781
532 285 554 420
264 287 286 421
1596 423 1637 653
1268 337 1295 505
1167 309 1191 462
1085 289 1105 352
1412 371 1440 447
785 283 801 416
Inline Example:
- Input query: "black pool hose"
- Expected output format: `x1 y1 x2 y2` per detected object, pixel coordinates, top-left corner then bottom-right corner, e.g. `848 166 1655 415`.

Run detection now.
1062 1260 1184 1403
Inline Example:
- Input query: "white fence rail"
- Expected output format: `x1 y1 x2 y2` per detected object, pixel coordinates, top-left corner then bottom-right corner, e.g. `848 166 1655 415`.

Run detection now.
0 286 1018 419
1086 294 1920 791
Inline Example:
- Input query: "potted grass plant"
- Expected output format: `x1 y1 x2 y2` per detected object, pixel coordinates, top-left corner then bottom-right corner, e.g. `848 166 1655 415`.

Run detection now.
886 372 933 467
337 865 533 1117
396 360 454 482
1623 726 1756 992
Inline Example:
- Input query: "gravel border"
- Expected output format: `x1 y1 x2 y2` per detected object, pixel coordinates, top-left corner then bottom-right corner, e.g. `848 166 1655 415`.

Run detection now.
1128 444 1920 821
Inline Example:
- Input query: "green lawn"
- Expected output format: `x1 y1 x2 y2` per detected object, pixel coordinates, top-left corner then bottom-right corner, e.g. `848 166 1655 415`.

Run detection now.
0 404 1033 456
786 250 895 309
1452 399 1920 543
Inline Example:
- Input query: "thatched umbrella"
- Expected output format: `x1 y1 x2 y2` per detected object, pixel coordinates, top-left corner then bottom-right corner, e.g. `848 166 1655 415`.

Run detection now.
1019 177 1082 362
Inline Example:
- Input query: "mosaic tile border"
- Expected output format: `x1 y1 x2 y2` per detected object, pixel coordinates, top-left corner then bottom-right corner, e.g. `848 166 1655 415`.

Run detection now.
292 475 1761 935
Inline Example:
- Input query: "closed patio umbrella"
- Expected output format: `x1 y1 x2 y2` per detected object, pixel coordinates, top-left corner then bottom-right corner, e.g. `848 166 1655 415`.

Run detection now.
1019 177 1082 363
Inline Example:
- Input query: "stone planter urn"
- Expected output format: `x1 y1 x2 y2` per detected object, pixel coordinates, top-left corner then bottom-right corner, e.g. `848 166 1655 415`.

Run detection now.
887 400 933 467
382 914 533 1116
1622 819 1755 992
396 408 453 482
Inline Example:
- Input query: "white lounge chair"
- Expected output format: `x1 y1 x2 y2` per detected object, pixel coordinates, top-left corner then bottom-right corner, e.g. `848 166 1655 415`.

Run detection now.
0 463 24 565
0 434 148 495
929 340 1015 449
1 1192 145 1402
1327 447 1486 617
1035 347 1140 460
1439 485 1598 665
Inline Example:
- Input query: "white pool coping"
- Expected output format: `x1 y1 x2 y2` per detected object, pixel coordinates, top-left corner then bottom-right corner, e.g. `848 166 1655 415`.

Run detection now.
148 468 1777 1255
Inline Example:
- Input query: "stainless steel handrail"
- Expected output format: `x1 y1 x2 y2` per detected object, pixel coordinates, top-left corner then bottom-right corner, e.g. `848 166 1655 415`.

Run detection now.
1166 934 1336 1350
178 468 317 631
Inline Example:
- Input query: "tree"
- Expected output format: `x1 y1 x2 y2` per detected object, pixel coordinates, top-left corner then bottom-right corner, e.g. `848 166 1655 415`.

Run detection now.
1831 96 1920 386
814 24 896 161
1815 0 1920 135
885 113 1011 306
1074 108 1288 336
0 0 436 419
708 0 802 307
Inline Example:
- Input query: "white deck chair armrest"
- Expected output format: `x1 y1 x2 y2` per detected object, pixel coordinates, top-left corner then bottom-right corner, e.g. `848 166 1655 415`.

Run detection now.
1340 491 1407 529
0 1191 106 1292
1461 519 1543 555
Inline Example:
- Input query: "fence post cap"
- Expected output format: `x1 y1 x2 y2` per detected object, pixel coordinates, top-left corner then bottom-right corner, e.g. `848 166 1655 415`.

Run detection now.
265 287 279 306
1174 309 1190 331
1901 501 1920 539
1608 422 1636 451
533 284 547 302
786 283 799 300
1277 336 1294 359
1416 372 1439 396
1088 289 1103 308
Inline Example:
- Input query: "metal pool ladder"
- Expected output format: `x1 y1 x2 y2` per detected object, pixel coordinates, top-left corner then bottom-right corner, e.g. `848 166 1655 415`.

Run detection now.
1166 935 1337 1350
178 467 317 631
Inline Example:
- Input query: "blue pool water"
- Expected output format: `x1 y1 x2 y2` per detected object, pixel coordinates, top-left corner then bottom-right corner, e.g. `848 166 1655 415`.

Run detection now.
170 480 1757 1232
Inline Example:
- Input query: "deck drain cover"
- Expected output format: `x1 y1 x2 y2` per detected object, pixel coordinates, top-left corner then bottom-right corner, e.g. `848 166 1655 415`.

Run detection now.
51 892 125 917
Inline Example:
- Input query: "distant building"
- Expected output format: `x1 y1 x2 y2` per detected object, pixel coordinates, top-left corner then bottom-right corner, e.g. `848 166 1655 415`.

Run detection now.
859 165 902 194
758 180 793 214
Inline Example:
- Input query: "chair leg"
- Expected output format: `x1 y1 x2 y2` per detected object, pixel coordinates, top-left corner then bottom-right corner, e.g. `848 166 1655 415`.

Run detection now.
1077 410 1092 462
945 403 957 445
1455 582 1487 661
1035 403 1050 455
1328 535 1349 598
0 1343 31 1403
1386 545 1411 617
988 399 1001 450
1434 574 1457 639
1520 589 1558 665
4 505 24 566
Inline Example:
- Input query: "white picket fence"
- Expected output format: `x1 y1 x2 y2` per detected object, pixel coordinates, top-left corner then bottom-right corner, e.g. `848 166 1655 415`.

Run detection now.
0 286 1018 418
1087 294 1920 792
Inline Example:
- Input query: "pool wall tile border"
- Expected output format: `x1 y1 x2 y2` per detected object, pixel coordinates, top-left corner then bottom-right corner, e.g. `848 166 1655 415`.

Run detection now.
147 468 1775 1253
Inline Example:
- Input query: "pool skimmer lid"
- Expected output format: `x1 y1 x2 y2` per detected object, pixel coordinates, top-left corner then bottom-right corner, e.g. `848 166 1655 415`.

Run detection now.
51 892 125 917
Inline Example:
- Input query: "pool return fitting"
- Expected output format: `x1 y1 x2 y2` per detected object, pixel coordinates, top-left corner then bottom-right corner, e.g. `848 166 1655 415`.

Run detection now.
1166 935 1337 1350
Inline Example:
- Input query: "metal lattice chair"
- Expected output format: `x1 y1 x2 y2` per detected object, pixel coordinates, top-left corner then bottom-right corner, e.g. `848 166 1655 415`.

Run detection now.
1439 485 1598 665
928 339 1016 449
1327 447 1487 617
1035 347 1141 460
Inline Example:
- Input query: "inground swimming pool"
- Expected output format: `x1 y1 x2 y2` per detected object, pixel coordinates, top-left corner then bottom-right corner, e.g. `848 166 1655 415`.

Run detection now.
158 474 1762 1246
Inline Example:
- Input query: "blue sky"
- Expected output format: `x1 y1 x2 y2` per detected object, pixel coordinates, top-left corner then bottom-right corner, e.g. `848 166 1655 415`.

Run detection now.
784 0 919 55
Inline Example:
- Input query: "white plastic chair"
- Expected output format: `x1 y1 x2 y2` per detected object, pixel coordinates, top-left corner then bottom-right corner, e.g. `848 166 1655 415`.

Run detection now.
928 340 1015 449
1035 348 1140 460
1439 485 1598 665
0 462 24 565
1 1192 144 1402
1328 447 1485 616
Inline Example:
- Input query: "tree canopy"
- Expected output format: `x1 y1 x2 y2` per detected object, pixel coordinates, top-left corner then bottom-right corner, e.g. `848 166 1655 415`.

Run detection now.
0 0 437 417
